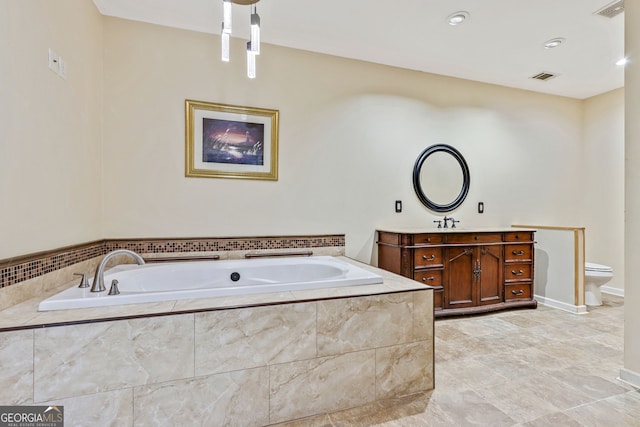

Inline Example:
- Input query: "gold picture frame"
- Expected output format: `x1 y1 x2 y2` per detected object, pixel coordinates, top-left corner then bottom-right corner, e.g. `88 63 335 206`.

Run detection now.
185 100 279 180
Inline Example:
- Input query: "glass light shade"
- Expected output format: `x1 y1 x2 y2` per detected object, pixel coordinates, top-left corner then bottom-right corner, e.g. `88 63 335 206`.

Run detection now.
223 0 232 34
221 31 230 62
247 42 256 78
250 11 261 54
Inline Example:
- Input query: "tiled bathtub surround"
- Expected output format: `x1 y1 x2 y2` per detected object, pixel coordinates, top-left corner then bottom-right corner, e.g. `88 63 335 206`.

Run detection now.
0 290 433 426
0 235 345 311
0 235 345 288
0 236 432 424
0 241 105 288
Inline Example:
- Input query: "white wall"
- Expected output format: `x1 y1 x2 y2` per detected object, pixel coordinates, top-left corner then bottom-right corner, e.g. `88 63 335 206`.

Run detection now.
101 17 586 264
583 88 625 291
0 0 103 259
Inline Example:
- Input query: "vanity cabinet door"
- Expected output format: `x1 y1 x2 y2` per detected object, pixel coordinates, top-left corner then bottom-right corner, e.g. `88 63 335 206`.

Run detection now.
478 245 503 305
445 245 503 309
444 247 475 309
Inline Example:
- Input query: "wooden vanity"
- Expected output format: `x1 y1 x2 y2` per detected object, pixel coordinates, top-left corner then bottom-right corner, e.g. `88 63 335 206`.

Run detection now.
377 228 537 317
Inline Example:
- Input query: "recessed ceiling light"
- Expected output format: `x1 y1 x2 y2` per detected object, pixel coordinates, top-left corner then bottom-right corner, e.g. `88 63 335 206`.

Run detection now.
447 11 469 26
616 57 627 66
544 38 565 49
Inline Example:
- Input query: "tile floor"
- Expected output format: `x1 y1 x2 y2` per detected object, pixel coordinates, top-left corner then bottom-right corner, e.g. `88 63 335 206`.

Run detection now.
273 294 640 426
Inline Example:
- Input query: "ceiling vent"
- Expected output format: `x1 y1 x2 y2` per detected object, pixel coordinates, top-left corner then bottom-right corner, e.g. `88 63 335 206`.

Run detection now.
530 72 557 81
594 0 624 18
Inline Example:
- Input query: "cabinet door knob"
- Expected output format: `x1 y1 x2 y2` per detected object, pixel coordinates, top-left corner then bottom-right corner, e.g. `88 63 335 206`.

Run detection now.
422 254 436 261
511 269 524 276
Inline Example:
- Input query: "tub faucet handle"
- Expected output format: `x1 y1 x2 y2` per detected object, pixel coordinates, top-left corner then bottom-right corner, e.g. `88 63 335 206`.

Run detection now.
451 219 460 228
433 220 442 229
108 279 120 295
74 273 90 288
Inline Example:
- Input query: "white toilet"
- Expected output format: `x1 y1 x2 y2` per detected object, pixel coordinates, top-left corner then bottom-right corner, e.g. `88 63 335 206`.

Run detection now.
585 262 614 306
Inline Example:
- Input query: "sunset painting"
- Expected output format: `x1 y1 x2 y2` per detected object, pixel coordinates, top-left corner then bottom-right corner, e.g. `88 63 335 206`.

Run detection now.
202 118 265 165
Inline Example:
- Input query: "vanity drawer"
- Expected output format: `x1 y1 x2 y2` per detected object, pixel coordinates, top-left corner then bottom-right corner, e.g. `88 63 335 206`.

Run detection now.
505 244 532 261
504 231 534 242
413 269 442 286
378 231 400 245
446 233 502 244
505 264 532 281
505 284 533 301
413 233 443 244
414 248 443 267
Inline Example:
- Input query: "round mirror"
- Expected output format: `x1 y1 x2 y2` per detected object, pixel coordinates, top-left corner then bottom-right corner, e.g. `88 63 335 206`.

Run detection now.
413 144 470 213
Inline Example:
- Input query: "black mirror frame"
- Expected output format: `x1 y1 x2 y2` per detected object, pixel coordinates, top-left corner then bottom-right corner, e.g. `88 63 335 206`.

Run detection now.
412 144 470 213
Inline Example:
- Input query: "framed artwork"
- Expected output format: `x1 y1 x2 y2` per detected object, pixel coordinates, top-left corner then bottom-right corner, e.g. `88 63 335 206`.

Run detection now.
185 100 279 180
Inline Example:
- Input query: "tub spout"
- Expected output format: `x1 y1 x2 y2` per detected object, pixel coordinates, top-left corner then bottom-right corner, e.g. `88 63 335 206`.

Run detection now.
91 249 145 292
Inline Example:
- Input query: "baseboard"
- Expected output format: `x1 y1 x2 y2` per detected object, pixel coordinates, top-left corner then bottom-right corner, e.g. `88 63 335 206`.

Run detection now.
602 285 624 297
534 295 588 314
619 368 640 389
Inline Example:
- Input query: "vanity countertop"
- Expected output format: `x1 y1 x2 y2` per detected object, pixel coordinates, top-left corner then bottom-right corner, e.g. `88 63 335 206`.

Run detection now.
376 226 536 234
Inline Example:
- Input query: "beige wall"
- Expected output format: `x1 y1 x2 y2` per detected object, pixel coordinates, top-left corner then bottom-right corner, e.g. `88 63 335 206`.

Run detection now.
0 0 103 259
102 17 586 263
583 88 625 291
624 0 640 385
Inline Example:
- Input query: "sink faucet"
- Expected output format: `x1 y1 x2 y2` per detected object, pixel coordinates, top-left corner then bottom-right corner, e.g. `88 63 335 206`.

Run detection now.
91 249 145 292
443 216 460 229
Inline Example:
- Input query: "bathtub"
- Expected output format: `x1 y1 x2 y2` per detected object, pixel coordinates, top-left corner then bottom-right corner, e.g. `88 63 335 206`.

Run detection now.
38 256 383 311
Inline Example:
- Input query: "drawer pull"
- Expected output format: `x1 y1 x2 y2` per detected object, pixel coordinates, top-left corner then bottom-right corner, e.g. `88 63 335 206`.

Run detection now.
422 276 435 282
511 289 525 296
511 269 524 276
512 250 525 256
422 254 436 261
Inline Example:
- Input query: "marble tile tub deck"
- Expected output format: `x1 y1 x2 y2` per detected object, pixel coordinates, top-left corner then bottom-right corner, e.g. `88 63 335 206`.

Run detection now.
0 256 423 331
0 256 434 426
272 294 639 426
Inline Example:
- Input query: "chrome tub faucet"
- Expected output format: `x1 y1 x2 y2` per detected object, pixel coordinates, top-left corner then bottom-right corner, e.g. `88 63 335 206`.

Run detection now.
91 249 145 292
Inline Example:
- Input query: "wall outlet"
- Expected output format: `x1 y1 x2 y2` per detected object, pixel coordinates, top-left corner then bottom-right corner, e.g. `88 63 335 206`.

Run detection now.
48 48 59 73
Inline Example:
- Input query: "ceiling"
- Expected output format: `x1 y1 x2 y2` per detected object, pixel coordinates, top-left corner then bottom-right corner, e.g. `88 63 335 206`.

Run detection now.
91 0 625 99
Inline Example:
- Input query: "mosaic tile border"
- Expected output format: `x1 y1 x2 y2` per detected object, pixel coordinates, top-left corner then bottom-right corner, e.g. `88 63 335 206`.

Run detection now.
0 235 345 289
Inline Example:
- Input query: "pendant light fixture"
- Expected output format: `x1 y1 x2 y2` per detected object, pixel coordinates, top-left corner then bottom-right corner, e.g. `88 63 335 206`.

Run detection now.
250 5 261 55
220 0 262 78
